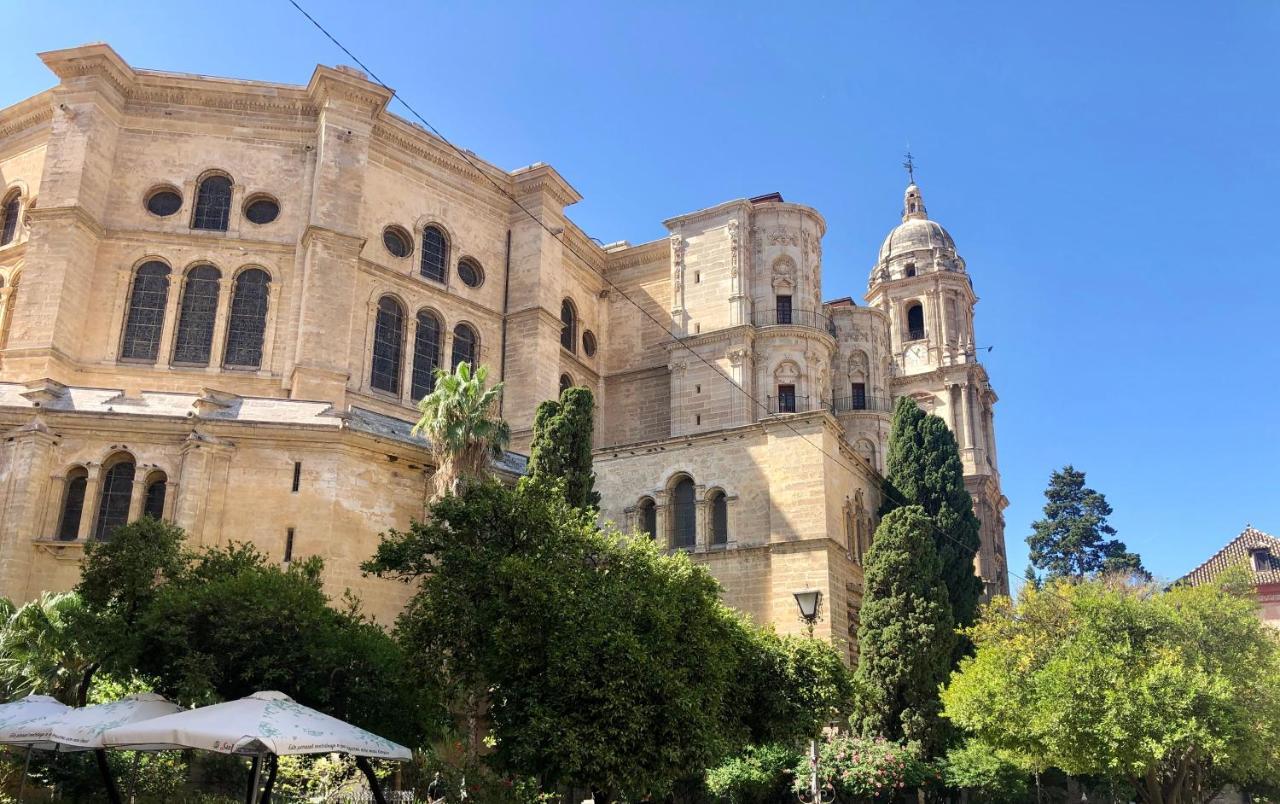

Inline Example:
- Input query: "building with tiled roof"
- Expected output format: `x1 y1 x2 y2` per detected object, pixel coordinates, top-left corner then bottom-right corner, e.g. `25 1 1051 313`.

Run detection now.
1181 525 1280 628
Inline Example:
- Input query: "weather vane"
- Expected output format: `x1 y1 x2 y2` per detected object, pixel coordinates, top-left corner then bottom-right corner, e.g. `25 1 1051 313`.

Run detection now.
902 149 916 184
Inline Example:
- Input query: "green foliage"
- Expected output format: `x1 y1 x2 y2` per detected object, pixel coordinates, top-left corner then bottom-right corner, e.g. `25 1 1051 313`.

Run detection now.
878 397 983 639
941 573 1280 802
794 735 934 802
705 743 801 803
940 740 1029 804
524 386 601 509
0 591 92 704
1027 465 1149 581
853 506 954 756
413 361 510 497
73 519 435 749
365 480 844 800
733 628 857 745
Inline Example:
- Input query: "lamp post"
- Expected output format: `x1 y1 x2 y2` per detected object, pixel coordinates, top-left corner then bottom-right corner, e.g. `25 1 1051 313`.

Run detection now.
793 590 823 802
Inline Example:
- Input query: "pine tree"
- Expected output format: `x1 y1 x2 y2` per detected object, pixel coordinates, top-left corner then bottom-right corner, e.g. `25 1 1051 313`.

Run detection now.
525 386 601 509
1027 465 1149 581
854 506 955 755
879 397 985 633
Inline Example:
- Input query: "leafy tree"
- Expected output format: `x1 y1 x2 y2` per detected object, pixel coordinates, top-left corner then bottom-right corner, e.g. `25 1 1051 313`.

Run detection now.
733 628 858 746
853 506 955 755
940 740 1029 804
365 479 845 801
524 386 600 509
1027 465 1149 580
940 567 1280 803
878 397 984 637
0 591 93 704
413 362 510 498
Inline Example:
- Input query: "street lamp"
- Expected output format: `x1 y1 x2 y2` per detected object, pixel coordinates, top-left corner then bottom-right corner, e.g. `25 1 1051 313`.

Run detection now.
793 589 824 804
793 589 822 634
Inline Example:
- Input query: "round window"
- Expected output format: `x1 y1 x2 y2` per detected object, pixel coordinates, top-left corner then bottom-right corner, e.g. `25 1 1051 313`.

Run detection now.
145 188 183 217
457 258 483 288
582 329 597 357
383 226 412 258
244 195 280 225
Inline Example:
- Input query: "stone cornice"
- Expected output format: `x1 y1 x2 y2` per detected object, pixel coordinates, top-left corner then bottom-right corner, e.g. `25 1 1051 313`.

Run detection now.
664 324 753 351
300 224 366 253
512 163 582 208
39 43 136 102
25 205 106 238
662 198 753 230
371 121 493 186
305 66 392 117
604 238 669 272
0 92 54 143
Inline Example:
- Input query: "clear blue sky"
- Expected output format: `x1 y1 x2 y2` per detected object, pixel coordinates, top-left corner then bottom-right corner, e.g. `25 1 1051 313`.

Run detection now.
5 1 1278 586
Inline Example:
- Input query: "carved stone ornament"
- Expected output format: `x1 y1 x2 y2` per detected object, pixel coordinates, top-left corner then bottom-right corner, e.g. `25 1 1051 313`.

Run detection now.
768 229 800 247
771 255 796 276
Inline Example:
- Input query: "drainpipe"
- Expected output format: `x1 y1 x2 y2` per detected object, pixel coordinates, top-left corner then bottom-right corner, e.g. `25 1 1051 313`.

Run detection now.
498 229 512 415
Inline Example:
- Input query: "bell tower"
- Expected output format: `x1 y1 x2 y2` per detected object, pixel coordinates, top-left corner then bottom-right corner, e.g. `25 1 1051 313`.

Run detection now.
867 176 1009 598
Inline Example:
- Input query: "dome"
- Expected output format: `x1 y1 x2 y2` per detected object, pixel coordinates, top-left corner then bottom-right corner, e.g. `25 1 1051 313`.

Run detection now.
877 217 956 263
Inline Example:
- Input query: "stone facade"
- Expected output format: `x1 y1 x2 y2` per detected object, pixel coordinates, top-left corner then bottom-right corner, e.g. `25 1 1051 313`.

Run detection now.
0 44 1009 640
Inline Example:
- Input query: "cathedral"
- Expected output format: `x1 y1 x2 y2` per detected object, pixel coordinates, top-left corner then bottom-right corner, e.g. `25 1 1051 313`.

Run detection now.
0 44 1008 658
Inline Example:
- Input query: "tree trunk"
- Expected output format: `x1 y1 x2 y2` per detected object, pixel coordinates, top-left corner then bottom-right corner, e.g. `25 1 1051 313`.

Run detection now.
76 661 99 706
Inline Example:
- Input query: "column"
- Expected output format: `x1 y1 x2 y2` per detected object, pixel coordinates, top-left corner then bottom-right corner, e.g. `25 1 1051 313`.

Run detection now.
964 382 979 459
126 474 147 522
40 475 67 537
77 464 102 541
695 484 709 552
156 276 183 366
208 279 235 368
654 491 670 549
400 314 419 407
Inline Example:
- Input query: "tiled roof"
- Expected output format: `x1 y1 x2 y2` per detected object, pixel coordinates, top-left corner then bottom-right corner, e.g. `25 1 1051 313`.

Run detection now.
1181 526 1280 586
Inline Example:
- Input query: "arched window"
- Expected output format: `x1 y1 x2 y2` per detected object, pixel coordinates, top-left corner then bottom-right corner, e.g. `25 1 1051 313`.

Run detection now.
559 373 573 395
120 262 172 362
223 268 270 368
906 302 925 341
904 263 917 278
411 310 442 400
560 299 577 352
172 265 222 365
370 296 405 394
143 471 167 520
671 476 696 549
0 191 20 246
191 174 232 231
710 490 728 547
94 454 135 540
57 467 88 541
451 323 477 370
420 225 448 282
638 497 657 540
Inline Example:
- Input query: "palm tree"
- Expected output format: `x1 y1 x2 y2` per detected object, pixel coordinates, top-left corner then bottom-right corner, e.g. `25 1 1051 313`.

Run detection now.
413 361 510 498
0 591 91 704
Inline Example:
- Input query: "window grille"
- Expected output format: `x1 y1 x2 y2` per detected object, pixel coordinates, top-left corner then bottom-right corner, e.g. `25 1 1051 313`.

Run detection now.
192 175 232 231
57 469 88 541
411 311 442 400
223 269 270 368
94 459 136 540
777 384 797 413
711 492 728 546
776 295 793 325
451 323 476 371
120 262 171 362
672 478 696 549
420 226 448 282
172 266 221 365
0 193 18 245
370 297 405 394
560 300 576 352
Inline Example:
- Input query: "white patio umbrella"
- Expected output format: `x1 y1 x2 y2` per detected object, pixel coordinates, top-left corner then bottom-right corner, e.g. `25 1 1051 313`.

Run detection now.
102 690 411 804
0 695 71 802
0 693 181 804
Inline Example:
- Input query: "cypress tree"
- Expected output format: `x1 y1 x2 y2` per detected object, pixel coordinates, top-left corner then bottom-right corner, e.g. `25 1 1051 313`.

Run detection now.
879 397 984 633
526 386 601 509
1027 465 1148 581
853 505 955 755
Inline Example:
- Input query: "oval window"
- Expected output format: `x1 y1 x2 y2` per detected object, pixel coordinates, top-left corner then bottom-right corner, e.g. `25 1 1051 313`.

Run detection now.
383 226 412 258
457 258 483 288
146 188 183 217
582 329 597 357
244 195 280 225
